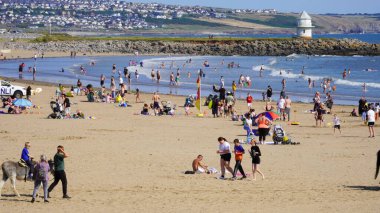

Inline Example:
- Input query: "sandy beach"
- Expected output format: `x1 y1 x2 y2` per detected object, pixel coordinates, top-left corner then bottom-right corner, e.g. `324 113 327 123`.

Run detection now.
0 75 379 212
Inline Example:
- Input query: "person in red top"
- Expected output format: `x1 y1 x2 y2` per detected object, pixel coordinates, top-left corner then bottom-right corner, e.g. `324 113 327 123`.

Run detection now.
246 93 253 110
232 139 246 180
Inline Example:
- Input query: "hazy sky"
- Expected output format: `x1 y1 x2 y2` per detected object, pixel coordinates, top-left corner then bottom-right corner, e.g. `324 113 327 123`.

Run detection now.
125 0 380 14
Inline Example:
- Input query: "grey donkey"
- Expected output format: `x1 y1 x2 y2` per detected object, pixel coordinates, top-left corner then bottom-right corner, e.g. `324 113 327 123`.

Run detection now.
0 160 54 197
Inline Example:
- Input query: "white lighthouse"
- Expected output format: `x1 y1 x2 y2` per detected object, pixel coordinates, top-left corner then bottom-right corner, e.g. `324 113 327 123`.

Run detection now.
297 11 314 39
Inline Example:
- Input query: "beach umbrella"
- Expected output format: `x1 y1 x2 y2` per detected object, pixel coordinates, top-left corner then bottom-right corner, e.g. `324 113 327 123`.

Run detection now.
12 99 33 107
257 111 280 121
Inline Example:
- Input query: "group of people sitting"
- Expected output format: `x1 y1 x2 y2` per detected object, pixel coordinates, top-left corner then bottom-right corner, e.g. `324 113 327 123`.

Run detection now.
2 97 22 114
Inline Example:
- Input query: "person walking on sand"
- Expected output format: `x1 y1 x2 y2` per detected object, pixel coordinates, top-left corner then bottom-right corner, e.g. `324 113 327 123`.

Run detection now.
232 139 247 180
284 96 292 122
367 105 376 138
76 79 82 96
31 154 50 203
216 137 234 180
255 114 272 144
246 93 253 111
135 88 141 103
315 103 324 127
63 94 71 116
48 145 71 199
333 114 341 134
249 139 265 180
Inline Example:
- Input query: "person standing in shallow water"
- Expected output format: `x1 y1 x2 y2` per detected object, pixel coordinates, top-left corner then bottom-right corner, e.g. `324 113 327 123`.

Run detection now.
48 145 71 199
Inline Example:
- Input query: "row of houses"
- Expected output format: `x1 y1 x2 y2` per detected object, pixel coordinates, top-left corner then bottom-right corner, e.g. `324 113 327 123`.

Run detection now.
0 0 277 30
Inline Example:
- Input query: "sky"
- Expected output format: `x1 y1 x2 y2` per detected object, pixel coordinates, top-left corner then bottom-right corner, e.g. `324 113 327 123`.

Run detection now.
125 0 380 14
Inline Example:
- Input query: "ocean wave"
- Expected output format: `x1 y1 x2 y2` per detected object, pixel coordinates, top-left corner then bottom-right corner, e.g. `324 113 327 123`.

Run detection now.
286 53 299 58
268 66 325 81
334 79 380 89
269 58 277 65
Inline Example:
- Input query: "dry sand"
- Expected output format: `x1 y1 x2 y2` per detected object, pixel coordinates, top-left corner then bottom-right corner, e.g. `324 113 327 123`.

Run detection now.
0 79 379 212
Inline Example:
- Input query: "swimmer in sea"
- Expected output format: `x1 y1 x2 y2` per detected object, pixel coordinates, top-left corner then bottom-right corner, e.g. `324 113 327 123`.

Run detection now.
342 69 347 79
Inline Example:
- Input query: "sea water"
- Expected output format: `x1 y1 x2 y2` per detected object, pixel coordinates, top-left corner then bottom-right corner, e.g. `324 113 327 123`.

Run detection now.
0 54 379 105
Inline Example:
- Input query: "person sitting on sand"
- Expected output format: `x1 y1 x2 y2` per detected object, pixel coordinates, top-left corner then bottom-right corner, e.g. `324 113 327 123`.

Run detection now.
8 105 21 114
73 110 85 119
350 108 358 117
192 155 209 174
141 103 150 115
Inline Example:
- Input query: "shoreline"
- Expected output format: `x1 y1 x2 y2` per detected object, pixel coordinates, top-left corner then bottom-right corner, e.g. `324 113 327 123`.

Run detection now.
1 48 377 106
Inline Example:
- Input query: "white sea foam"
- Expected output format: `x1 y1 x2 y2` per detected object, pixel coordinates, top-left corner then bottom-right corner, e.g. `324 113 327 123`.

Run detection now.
334 79 380 89
269 58 277 65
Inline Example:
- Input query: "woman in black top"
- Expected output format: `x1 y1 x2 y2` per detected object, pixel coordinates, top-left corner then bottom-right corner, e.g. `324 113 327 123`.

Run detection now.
249 139 265 180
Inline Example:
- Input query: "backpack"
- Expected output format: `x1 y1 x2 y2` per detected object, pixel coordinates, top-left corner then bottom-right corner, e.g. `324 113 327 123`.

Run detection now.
37 164 46 180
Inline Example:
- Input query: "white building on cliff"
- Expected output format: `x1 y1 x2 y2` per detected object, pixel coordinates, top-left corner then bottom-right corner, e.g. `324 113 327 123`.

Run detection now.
297 11 314 39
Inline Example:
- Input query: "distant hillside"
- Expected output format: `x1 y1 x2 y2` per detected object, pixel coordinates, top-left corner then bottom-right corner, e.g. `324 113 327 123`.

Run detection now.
148 13 380 34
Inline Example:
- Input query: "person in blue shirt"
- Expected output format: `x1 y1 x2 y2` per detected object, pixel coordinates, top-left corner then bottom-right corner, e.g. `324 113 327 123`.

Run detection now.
21 142 34 179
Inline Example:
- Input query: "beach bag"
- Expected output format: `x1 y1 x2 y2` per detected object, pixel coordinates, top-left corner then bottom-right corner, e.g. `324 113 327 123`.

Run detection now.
37 164 46 180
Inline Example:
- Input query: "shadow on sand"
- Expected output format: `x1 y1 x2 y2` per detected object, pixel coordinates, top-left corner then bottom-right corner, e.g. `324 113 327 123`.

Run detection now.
0 193 32 202
344 185 380 191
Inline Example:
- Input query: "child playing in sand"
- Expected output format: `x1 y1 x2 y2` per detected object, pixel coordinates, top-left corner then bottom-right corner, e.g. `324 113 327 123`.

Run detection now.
333 114 341 134
184 104 190 116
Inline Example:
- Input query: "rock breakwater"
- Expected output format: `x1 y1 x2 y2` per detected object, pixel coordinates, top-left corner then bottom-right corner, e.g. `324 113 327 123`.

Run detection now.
3 38 379 56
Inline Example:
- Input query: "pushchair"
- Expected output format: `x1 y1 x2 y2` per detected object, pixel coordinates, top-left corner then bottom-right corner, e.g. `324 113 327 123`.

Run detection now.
161 101 172 115
272 125 285 144
47 101 65 119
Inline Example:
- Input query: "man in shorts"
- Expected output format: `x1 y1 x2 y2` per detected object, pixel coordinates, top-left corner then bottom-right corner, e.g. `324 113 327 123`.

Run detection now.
284 96 292 121
367 106 375 138
152 92 160 115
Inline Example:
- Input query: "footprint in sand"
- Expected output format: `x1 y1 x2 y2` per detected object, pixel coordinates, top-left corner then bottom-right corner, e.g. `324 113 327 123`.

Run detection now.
60 136 86 140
